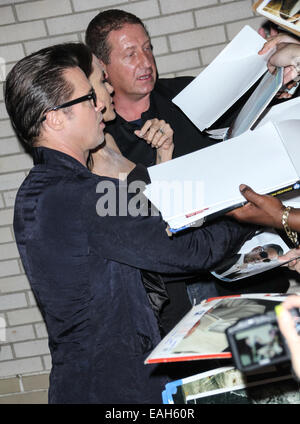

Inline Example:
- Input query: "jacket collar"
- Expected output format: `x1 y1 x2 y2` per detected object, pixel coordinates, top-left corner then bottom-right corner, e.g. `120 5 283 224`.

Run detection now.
33 146 88 174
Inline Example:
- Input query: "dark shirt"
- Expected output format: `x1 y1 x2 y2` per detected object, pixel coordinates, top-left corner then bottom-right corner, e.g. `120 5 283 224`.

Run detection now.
106 76 216 167
14 146 253 404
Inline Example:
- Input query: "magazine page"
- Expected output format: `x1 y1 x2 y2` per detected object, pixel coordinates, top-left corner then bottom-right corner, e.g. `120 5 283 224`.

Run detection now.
256 0 300 37
211 228 300 282
145 294 287 364
162 364 300 404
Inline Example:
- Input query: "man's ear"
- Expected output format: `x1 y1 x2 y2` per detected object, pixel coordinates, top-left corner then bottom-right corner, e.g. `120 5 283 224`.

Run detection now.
99 59 108 78
43 110 65 131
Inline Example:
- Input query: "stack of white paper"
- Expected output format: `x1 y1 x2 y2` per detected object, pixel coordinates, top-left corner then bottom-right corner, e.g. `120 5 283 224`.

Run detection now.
143 24 300 233
257 96 300 128
144 120 300 232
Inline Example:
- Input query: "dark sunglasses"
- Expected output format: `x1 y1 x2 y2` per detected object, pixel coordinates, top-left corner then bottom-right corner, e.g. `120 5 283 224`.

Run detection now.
256 246 268 259
41 88 97 122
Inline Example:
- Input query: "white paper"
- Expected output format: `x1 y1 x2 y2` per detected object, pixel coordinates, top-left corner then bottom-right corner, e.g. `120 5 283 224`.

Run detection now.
257 96 300 128
144 120 300 230
172 25 270 131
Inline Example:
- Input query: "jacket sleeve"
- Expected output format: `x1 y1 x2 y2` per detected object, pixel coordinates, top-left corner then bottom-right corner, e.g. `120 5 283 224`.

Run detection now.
85 181 256 275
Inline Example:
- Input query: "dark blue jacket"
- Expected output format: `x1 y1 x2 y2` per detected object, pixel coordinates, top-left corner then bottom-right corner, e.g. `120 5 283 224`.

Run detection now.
14 147 253 404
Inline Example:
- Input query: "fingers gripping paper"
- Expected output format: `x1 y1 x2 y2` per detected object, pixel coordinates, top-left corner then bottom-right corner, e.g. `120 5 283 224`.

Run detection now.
172 26 270 131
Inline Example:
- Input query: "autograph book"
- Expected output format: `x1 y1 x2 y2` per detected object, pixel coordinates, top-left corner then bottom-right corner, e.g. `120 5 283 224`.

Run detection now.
144 118 300 232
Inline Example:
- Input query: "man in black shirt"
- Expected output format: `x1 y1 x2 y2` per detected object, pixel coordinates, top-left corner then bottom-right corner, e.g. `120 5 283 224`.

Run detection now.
85 9 290 334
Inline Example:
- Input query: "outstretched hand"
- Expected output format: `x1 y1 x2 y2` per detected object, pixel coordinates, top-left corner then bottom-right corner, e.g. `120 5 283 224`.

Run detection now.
278 248 300 272
258 33 300 85
227 184 284 228
258 32 300 57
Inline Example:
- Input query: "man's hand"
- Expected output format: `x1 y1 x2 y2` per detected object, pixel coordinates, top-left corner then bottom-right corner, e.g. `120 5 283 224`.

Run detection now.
134 118 174 163
269 42 300 84
258 33 300 86
278 248 300 272
227 184 284 228
258 32 300 56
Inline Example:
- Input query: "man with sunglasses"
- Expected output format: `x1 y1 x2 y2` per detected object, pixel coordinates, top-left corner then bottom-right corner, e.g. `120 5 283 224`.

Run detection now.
213 244 284 279
6 43 257 404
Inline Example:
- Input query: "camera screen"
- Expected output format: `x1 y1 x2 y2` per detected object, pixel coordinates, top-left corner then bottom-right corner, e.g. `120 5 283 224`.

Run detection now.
233 321 287 367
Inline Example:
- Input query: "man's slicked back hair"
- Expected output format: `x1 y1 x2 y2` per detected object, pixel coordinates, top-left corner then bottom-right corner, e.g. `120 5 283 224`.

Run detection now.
4 43 93 148
85 9 150 64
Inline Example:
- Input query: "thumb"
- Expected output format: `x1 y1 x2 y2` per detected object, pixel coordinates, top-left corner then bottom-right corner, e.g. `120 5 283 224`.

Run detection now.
240 184 255 197
239 184 264 206
134 129 143 138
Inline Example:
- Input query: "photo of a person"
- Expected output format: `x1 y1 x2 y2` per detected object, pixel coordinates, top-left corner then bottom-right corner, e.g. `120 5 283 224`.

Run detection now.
212 243 284 281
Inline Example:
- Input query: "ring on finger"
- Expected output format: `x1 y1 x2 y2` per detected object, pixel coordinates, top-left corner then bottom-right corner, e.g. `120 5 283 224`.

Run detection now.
158 127 164 134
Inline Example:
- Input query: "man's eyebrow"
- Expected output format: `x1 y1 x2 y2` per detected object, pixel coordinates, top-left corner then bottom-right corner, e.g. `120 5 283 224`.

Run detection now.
123 39 151 50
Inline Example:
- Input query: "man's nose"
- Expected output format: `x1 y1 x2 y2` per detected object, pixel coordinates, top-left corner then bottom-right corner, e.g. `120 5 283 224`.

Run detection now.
139 50 152 67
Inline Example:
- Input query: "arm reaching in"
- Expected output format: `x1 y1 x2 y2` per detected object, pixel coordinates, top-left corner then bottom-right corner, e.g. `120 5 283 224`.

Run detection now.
258 32 300 56
268 42 300 84
228 183 300 240
227 184 285 228
278 248 300 272
258 33 300 84
134 118 174 164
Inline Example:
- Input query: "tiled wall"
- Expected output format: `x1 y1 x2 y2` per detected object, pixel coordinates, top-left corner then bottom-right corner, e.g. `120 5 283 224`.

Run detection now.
0 0 265 403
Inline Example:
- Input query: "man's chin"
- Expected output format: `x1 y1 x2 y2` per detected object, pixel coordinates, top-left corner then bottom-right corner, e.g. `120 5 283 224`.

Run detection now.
136 77 156 92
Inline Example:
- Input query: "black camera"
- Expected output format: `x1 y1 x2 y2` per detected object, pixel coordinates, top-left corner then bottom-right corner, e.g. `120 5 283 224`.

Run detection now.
226 307 300 372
